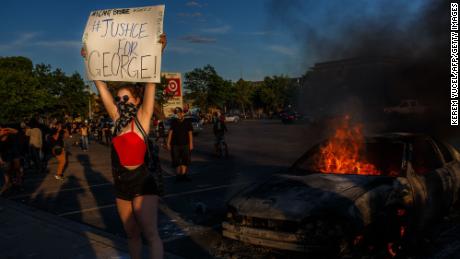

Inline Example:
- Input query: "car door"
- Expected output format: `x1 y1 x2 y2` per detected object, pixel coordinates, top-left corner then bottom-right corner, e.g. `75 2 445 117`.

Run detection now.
432 140 460 207
405 137 446 230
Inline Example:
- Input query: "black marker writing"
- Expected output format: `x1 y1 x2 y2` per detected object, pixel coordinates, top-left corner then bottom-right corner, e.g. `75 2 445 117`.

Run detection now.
88 50 152 80
99 19 149 39
141 55 152 79
102 52 112 76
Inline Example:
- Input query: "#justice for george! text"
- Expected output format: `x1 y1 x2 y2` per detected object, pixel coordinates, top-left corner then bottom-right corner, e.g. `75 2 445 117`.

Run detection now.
87 19 156 79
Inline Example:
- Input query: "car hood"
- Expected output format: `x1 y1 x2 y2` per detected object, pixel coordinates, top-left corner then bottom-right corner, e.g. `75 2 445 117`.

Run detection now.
228 173 395 222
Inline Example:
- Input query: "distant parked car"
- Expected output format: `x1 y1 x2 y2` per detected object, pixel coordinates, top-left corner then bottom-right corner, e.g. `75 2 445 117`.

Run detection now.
280 111 298 124
384 99 427 115
225 115 240 123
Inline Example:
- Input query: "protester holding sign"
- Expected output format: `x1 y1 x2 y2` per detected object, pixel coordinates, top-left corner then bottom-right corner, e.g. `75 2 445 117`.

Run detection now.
82 5 166 259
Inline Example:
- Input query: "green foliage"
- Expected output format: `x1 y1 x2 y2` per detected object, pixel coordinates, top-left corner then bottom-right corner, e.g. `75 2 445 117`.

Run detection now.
233 79 254 114
184 64 299 114
184 65 231 111
0 69 47 122
0 56 89 123
0 56 33 73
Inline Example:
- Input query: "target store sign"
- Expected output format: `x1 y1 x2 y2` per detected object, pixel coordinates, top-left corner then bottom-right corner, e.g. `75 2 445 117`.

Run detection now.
161 72 183 117
165 78 181 97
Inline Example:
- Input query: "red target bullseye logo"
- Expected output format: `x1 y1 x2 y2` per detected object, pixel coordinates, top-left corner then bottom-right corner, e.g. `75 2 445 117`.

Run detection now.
168 80 178 92
166 78 181 96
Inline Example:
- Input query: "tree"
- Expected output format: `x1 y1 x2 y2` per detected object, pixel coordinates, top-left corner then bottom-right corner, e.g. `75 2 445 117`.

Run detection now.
0 57 48 122
0 56 33 73
42 69 89 118
0 56 90 122
257 75 296 113
184 65 228 111
0 69 48 122
233 79 254 115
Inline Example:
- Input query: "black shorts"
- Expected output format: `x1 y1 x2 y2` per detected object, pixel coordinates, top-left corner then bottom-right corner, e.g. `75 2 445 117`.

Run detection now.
171 145 191 167
112 164 159 201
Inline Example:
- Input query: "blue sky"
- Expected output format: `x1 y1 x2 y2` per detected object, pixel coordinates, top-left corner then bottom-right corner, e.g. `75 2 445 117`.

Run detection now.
0 0 428 82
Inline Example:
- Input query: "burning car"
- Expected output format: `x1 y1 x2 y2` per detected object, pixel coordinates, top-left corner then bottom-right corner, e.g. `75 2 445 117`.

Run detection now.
222 119 460 256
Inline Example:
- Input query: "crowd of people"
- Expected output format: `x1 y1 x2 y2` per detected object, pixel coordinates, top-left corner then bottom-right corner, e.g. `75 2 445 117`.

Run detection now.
0 116 114 194
0 109 231 194
0 118 68 195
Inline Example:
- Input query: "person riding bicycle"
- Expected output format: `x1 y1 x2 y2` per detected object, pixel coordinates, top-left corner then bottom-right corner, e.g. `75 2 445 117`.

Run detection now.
212 112 228 157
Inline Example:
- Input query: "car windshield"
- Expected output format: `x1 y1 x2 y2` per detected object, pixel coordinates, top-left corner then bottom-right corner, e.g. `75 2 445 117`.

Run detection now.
291 140 405 177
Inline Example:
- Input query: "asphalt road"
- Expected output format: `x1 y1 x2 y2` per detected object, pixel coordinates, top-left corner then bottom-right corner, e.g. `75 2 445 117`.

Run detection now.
6 119 320 258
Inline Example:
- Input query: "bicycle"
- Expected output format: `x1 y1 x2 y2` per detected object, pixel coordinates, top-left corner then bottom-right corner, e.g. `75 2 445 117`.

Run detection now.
216 137 229 158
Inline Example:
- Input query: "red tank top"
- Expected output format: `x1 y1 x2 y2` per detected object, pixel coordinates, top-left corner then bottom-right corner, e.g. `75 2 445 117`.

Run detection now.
112 120 147 166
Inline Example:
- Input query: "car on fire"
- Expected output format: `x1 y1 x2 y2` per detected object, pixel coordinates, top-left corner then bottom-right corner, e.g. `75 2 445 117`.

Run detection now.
222 133 460 256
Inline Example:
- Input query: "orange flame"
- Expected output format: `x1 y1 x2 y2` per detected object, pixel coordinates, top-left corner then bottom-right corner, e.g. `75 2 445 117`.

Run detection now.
314 116 381 175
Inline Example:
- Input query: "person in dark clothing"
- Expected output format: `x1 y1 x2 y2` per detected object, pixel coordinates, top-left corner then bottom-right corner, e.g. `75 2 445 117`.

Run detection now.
41 123 53 173
157 120 166 147
212 112 228 157
167 107 194 181
26 119 43 174
48 123 68 180
103 122 112 145
0 126 20 196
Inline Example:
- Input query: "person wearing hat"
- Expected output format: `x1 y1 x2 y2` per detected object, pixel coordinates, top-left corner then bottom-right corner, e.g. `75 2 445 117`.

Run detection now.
167 107 194 181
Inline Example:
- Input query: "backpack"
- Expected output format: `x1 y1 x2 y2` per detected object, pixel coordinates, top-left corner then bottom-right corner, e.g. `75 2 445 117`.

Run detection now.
134 117 164 196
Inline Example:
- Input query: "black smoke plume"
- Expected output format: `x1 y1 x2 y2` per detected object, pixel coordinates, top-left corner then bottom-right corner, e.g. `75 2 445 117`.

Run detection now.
266 1 456 140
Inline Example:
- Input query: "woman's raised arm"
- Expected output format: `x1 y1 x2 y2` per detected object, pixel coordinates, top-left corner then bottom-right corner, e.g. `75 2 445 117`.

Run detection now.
138 82 155 131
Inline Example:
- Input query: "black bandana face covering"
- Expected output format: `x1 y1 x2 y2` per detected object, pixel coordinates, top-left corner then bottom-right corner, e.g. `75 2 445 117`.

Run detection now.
115 100 138 134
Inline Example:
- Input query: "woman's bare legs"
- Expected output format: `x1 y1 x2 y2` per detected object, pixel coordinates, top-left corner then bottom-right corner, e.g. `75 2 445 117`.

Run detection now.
132 195 163 259
0 172 11 195
55 151 66 177
116 198 142 259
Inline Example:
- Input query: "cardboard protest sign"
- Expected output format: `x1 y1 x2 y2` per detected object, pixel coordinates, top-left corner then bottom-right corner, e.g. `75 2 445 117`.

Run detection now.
82 5 164 83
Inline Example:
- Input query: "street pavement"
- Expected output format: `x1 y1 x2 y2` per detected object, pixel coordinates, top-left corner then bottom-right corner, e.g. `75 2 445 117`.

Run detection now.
1 119 460 258
0 196 183 259
0 120 317 258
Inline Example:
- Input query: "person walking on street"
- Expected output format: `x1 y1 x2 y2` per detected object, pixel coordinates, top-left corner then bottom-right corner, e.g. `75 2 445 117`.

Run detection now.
167 107 194 182
25 119 43 173
157 120 166 147
212 112 228 157
80 123 89 151
49 122 68 180
41 122 54 173
81 33 166 259
0 125 20 195
103 122 112 145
